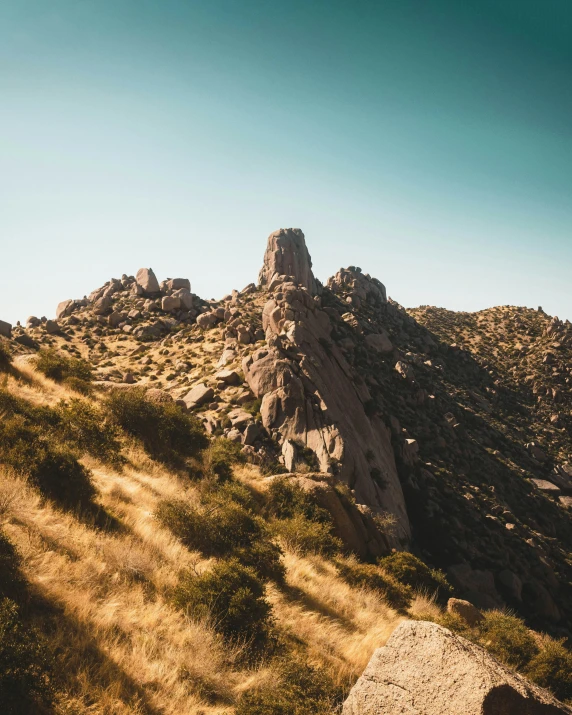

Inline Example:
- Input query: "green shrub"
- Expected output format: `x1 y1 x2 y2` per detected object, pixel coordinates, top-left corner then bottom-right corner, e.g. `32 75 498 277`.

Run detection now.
156 496 284 580
156 498 259 556
271 514 341 557
233 540 286 584
336 558 412 610
173 560 272 649
477 611 538 670
526 639 572 702
205 438 245 482
0 416 95 509
236 654 340 714
35 348 92 383
106 388 207 466
0 599 55 714
62 376 93 395
56 399 123 466
378 552 452 602
266 477 331 524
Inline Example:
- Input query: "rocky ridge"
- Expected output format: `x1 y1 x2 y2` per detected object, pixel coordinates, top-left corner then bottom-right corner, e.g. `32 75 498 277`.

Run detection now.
4 228 572 634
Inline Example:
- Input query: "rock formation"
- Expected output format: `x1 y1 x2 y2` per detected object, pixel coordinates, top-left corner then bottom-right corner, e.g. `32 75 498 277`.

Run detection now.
258 228 319 295
343 620 571 714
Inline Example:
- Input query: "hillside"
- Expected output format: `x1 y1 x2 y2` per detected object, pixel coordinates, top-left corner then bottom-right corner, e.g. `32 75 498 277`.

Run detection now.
0 228 571 713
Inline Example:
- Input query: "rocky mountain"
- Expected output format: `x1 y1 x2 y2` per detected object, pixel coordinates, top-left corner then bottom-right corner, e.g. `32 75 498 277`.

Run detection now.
1 227 572 713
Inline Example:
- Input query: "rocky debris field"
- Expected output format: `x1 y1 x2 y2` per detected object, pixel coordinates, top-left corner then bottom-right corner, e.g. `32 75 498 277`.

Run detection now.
3 227 572 638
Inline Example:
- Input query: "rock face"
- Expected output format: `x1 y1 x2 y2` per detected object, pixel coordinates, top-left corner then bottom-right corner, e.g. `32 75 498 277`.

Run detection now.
343 620 571 715
244 265 410 546
258 228 319 295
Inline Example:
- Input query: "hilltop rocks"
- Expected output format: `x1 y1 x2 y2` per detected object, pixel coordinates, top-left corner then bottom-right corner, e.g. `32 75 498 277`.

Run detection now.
136 268 160 295
0 320 12 338
259 228 319 295
327 266 387 308
342 620 570 715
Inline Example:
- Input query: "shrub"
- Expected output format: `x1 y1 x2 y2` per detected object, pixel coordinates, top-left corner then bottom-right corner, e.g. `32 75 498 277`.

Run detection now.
477 611 538 670
233 540 286 584
336 558 412 610
56 399 123 466
271 514 341 557
156 498 260 556
266 477 331 524
0 416 95 509
0 599 55 714
378 552 452 602
236 654 340 714
62 376 93 395
35 348 92 383
27 447 96 509
106 388 207 465
173 560 272 649
205 438 245 482
526 639 572 702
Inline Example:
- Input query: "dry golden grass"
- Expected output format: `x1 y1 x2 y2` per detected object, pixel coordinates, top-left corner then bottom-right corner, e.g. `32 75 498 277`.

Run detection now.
0 365 405 713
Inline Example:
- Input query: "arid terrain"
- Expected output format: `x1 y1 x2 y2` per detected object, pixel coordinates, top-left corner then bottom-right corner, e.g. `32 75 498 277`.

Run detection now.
0 228 571 713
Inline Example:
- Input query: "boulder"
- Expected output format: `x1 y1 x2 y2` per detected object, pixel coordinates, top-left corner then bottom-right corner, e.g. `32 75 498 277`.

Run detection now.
56 299 74 320
215 369 241 385
165 278 190 291
258 228 319 295
0 320 12 338
45 319 60 334
26 316 40 328
173 288 193 310
93 295 112 315
343 620 570 714
183 383 214 409
136 268 160 294
365 331 393 354
196 312 217 329
446 598 483 626
161 295 181 312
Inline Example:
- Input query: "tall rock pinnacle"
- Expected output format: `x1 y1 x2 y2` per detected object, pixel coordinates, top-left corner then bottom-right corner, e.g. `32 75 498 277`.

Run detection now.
258 228 319 295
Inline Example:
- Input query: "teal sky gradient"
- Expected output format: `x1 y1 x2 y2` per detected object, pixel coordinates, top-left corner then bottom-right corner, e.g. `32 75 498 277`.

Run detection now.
1 0 571 323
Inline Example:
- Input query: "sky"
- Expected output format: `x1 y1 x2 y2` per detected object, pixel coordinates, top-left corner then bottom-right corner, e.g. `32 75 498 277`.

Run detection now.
1 0 571 324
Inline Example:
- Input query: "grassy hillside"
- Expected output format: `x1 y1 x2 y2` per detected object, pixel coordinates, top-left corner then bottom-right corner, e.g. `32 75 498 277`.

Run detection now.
0 342 570 713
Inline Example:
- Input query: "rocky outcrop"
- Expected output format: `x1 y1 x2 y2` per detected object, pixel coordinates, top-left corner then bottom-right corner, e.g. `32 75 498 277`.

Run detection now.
343 620 571 715
271 473 398 558
136 267 160 295
258 228 319 295
244 268 410 546
327 266 387 308
0 319 12 338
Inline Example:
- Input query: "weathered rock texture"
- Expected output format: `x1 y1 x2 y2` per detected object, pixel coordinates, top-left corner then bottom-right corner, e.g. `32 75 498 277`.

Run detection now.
343 620 571 715
244 272 410 545
258 228 319 295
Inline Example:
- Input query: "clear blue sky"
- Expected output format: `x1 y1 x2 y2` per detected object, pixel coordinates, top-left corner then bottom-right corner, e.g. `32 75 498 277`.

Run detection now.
1 0 571 324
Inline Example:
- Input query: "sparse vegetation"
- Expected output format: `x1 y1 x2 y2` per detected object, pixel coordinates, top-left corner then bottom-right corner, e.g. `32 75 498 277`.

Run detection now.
237 654 340 714
106 388 207 466
35 348 92 388
173 559 273 651
378 552 452 603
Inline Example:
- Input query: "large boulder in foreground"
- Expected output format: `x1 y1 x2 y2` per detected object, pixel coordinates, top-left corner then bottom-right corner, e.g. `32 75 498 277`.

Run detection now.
343 620 570 715
258 228 319 295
